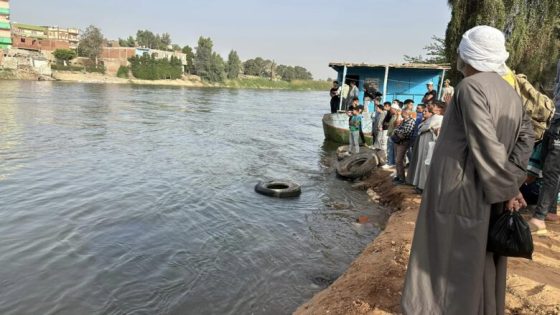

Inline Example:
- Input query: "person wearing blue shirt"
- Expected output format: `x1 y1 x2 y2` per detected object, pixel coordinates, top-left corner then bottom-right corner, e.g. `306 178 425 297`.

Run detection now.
347 97 362 154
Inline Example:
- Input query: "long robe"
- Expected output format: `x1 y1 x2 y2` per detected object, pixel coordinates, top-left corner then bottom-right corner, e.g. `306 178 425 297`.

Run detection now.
401 72 534 315
406 115 443 188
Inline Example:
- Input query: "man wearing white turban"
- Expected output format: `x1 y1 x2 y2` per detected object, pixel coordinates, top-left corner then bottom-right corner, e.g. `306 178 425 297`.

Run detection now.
401 25 534 315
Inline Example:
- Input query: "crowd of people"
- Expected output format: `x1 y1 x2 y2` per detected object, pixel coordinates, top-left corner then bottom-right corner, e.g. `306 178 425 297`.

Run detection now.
334 79 452 194
329 25 560 315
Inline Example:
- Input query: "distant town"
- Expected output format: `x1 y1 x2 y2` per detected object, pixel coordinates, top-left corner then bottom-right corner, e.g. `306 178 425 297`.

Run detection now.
0 0 325 89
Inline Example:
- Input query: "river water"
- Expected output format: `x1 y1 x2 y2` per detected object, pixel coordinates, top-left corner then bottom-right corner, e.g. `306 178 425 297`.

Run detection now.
0 81 387 315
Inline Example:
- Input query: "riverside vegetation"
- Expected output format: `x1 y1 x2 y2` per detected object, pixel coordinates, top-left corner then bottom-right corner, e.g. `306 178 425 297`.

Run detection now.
50 26 328 90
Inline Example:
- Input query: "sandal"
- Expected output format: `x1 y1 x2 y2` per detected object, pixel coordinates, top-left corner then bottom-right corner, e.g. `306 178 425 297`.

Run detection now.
528 220 548 236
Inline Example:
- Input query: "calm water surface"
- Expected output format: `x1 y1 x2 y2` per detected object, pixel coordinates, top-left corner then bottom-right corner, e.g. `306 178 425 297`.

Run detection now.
0 81 387 315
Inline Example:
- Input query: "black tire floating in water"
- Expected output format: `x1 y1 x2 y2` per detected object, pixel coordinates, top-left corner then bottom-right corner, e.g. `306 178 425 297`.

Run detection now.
255 180 302 198
336 151 379 180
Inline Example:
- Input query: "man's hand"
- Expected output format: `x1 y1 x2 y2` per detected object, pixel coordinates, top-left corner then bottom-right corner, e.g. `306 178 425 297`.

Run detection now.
506 192 527 211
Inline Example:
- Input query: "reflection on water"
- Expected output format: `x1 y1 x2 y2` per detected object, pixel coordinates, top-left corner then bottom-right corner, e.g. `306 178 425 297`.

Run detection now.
0 89 23 180
0 81 388 315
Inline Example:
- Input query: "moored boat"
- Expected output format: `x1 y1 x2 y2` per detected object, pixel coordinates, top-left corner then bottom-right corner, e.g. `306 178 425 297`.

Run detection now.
322 112 373 145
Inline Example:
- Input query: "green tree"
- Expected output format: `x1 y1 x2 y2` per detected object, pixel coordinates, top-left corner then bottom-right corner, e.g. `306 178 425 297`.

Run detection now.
182 45 195 74
78 25 104 63
403 55 425 63
118 36 135 47
124 36 135 47
226 50 241 79
209 52 226 82
294 66 313 80
263 59 275 79
128 54 182 80
194 36 214 80
160 33 172 50
277 65 298 81
275 64 313 81
444 0 559 85
171 44 181 51
503 0 560 86
243 57 268 77
53 48 77 65
404 36 448 64
136 30 157 48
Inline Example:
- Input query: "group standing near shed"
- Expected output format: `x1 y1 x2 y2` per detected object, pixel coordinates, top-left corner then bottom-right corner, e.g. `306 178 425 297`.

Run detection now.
325 25 559 315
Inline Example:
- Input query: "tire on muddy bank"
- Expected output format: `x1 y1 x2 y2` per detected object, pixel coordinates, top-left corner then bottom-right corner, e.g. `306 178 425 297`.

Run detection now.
336 151 379 180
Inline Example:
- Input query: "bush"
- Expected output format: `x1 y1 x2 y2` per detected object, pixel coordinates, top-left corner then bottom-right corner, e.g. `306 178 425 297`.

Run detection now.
51 64 85 71
85 65 106 74
128 54 183 80
52 49 77 64
117 66 129 78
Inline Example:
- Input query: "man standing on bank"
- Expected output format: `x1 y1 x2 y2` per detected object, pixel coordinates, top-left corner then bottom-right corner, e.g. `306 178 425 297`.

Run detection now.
346 80 359 110
421 81 438 105
401 25 534 315
329 81 341 113
529 59 560 233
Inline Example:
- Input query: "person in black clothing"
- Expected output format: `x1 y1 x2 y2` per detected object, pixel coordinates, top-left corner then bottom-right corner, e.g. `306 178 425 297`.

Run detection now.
329 81 341 113
382 101 392 131
421 81 438 105
358 105 366 145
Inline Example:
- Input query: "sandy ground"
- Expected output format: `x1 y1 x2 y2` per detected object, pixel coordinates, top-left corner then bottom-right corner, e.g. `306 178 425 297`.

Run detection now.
294 170 560 315
51 71 209 87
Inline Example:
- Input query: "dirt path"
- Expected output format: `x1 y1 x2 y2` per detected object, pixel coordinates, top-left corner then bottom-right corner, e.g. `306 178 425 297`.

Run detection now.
294 171 560 315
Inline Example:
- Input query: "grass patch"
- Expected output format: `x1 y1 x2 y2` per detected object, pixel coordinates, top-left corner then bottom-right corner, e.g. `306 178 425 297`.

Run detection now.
51 64 85 72
225 78 330 90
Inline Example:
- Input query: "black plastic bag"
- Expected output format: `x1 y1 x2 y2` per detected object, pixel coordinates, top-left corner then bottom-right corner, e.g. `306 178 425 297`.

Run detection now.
487 211 534 260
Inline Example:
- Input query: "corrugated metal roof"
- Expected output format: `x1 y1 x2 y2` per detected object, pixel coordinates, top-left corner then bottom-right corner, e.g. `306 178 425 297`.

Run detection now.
329 62 451 70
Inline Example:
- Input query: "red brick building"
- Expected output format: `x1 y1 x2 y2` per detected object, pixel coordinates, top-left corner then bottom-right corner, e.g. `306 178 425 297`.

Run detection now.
11 23 75 52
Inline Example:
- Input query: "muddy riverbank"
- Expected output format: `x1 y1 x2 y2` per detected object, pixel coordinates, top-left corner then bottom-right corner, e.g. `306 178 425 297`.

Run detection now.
295 170 560 315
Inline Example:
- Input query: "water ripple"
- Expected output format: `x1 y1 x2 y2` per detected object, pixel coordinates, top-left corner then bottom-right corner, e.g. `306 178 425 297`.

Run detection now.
0 82 388 315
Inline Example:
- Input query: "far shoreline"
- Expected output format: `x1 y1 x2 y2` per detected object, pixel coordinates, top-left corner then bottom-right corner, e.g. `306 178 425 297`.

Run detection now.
0 70 331 91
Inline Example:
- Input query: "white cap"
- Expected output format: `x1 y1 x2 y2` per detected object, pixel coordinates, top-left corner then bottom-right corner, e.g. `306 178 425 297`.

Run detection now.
427 81 434 85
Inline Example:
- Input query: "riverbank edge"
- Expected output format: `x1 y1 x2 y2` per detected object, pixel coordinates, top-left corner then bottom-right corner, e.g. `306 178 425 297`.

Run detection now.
294 170 560 315
0 70 330 91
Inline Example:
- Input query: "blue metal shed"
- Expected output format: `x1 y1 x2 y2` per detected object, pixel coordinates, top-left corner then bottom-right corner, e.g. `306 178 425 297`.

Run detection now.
329 62 451 106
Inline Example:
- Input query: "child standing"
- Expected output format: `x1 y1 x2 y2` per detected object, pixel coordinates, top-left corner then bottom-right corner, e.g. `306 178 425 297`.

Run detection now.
347 98 362 154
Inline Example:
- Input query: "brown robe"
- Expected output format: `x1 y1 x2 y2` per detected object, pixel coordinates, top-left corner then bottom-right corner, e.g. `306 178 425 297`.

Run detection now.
401 72 534 315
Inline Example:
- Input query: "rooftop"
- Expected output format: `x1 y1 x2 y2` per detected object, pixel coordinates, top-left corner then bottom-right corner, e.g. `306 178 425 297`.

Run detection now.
329 62 451 71
13 23 47 32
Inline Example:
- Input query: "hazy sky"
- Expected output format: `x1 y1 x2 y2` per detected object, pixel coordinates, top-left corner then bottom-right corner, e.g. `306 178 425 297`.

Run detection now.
11 0 451 79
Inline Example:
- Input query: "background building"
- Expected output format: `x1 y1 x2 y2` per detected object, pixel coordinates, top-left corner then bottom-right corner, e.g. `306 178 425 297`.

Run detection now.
11 23 79 51
0 0 11 49
47 26 79 49
12 23 51 51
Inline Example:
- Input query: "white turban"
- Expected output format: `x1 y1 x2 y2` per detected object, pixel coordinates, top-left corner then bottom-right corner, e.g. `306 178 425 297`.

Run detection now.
458 25 509 76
